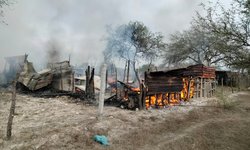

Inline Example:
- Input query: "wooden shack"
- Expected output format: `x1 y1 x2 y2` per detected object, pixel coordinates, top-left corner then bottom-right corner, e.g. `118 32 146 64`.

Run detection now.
141 64 216 109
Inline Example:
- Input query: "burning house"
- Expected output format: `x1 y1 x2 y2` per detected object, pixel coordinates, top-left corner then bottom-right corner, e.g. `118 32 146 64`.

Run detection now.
142 64 216 109
114 64 216 110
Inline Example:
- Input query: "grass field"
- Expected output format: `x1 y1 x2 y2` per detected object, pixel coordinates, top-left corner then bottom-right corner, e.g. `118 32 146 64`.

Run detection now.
0 88 250 150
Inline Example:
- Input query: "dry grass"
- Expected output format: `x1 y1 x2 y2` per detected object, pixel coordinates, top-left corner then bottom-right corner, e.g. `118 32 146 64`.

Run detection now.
108 91 250 150
1 91 250 150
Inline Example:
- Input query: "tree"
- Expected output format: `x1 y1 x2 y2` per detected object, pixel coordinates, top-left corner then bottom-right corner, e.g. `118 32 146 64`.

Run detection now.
0 0 11 24
0 0 9 8
164 22 224 66
104 21 166 84
195 0 250 71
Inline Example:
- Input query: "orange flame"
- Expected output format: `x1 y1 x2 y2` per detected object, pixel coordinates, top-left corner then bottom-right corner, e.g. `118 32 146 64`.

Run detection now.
145 78 195 109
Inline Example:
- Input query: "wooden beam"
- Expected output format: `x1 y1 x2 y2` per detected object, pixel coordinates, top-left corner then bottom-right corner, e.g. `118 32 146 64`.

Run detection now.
127 60 130 84
200 78 203 98
6 79 17 140
98 64 107 117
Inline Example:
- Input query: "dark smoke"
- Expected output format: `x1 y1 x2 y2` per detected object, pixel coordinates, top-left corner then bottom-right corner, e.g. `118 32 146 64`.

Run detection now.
46 39 61 64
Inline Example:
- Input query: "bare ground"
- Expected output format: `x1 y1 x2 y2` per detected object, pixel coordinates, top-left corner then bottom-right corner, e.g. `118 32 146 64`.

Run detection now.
0 89 250 150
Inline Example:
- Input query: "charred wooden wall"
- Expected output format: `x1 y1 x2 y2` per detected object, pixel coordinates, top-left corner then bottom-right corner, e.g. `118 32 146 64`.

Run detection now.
145 72 183 95
143 64 216 109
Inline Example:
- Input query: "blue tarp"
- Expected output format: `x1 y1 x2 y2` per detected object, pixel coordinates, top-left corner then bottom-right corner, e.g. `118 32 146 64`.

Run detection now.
94 135 109 146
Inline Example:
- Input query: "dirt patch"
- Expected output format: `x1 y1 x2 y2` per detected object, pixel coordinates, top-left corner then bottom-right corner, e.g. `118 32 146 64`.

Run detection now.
110 91 250 150
0 91 250 150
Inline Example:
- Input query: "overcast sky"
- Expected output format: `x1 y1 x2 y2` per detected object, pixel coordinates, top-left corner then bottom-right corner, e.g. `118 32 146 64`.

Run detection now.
0 0 232 70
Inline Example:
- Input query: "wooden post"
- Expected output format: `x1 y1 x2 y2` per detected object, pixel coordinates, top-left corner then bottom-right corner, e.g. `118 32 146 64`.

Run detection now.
162 94 165 107
71 72 75 92
162 93 166 106
208 80 211 97
168 93 171 104
6 80 17 140
123 61 127 82
60 66 63 91
115 67 118 97
155 94 158 108
204 79 207 98
89 68 95 99
139 84 143 109
85 66 90 98
214 79 216 96
106 69 108 89
142 87 146 109
127 60 130 84
194 79 197 98
98 64 107 117
200 78 203 98
139 83 146 110
149 96 151 106
196 79 199 98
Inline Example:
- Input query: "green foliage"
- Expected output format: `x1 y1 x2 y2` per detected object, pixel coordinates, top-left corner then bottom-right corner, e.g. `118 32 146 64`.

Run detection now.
194 0 250 70
0 0 10 8
164 22 224 66
215 87 235 109
0 0 12 24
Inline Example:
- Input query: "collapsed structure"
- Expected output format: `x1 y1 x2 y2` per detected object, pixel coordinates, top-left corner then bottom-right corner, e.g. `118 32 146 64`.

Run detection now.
18 60 74 92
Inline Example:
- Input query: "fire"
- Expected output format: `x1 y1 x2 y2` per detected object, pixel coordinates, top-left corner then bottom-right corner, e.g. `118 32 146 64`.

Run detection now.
145 78 195 109
113 77 195 109
181 78 195 100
